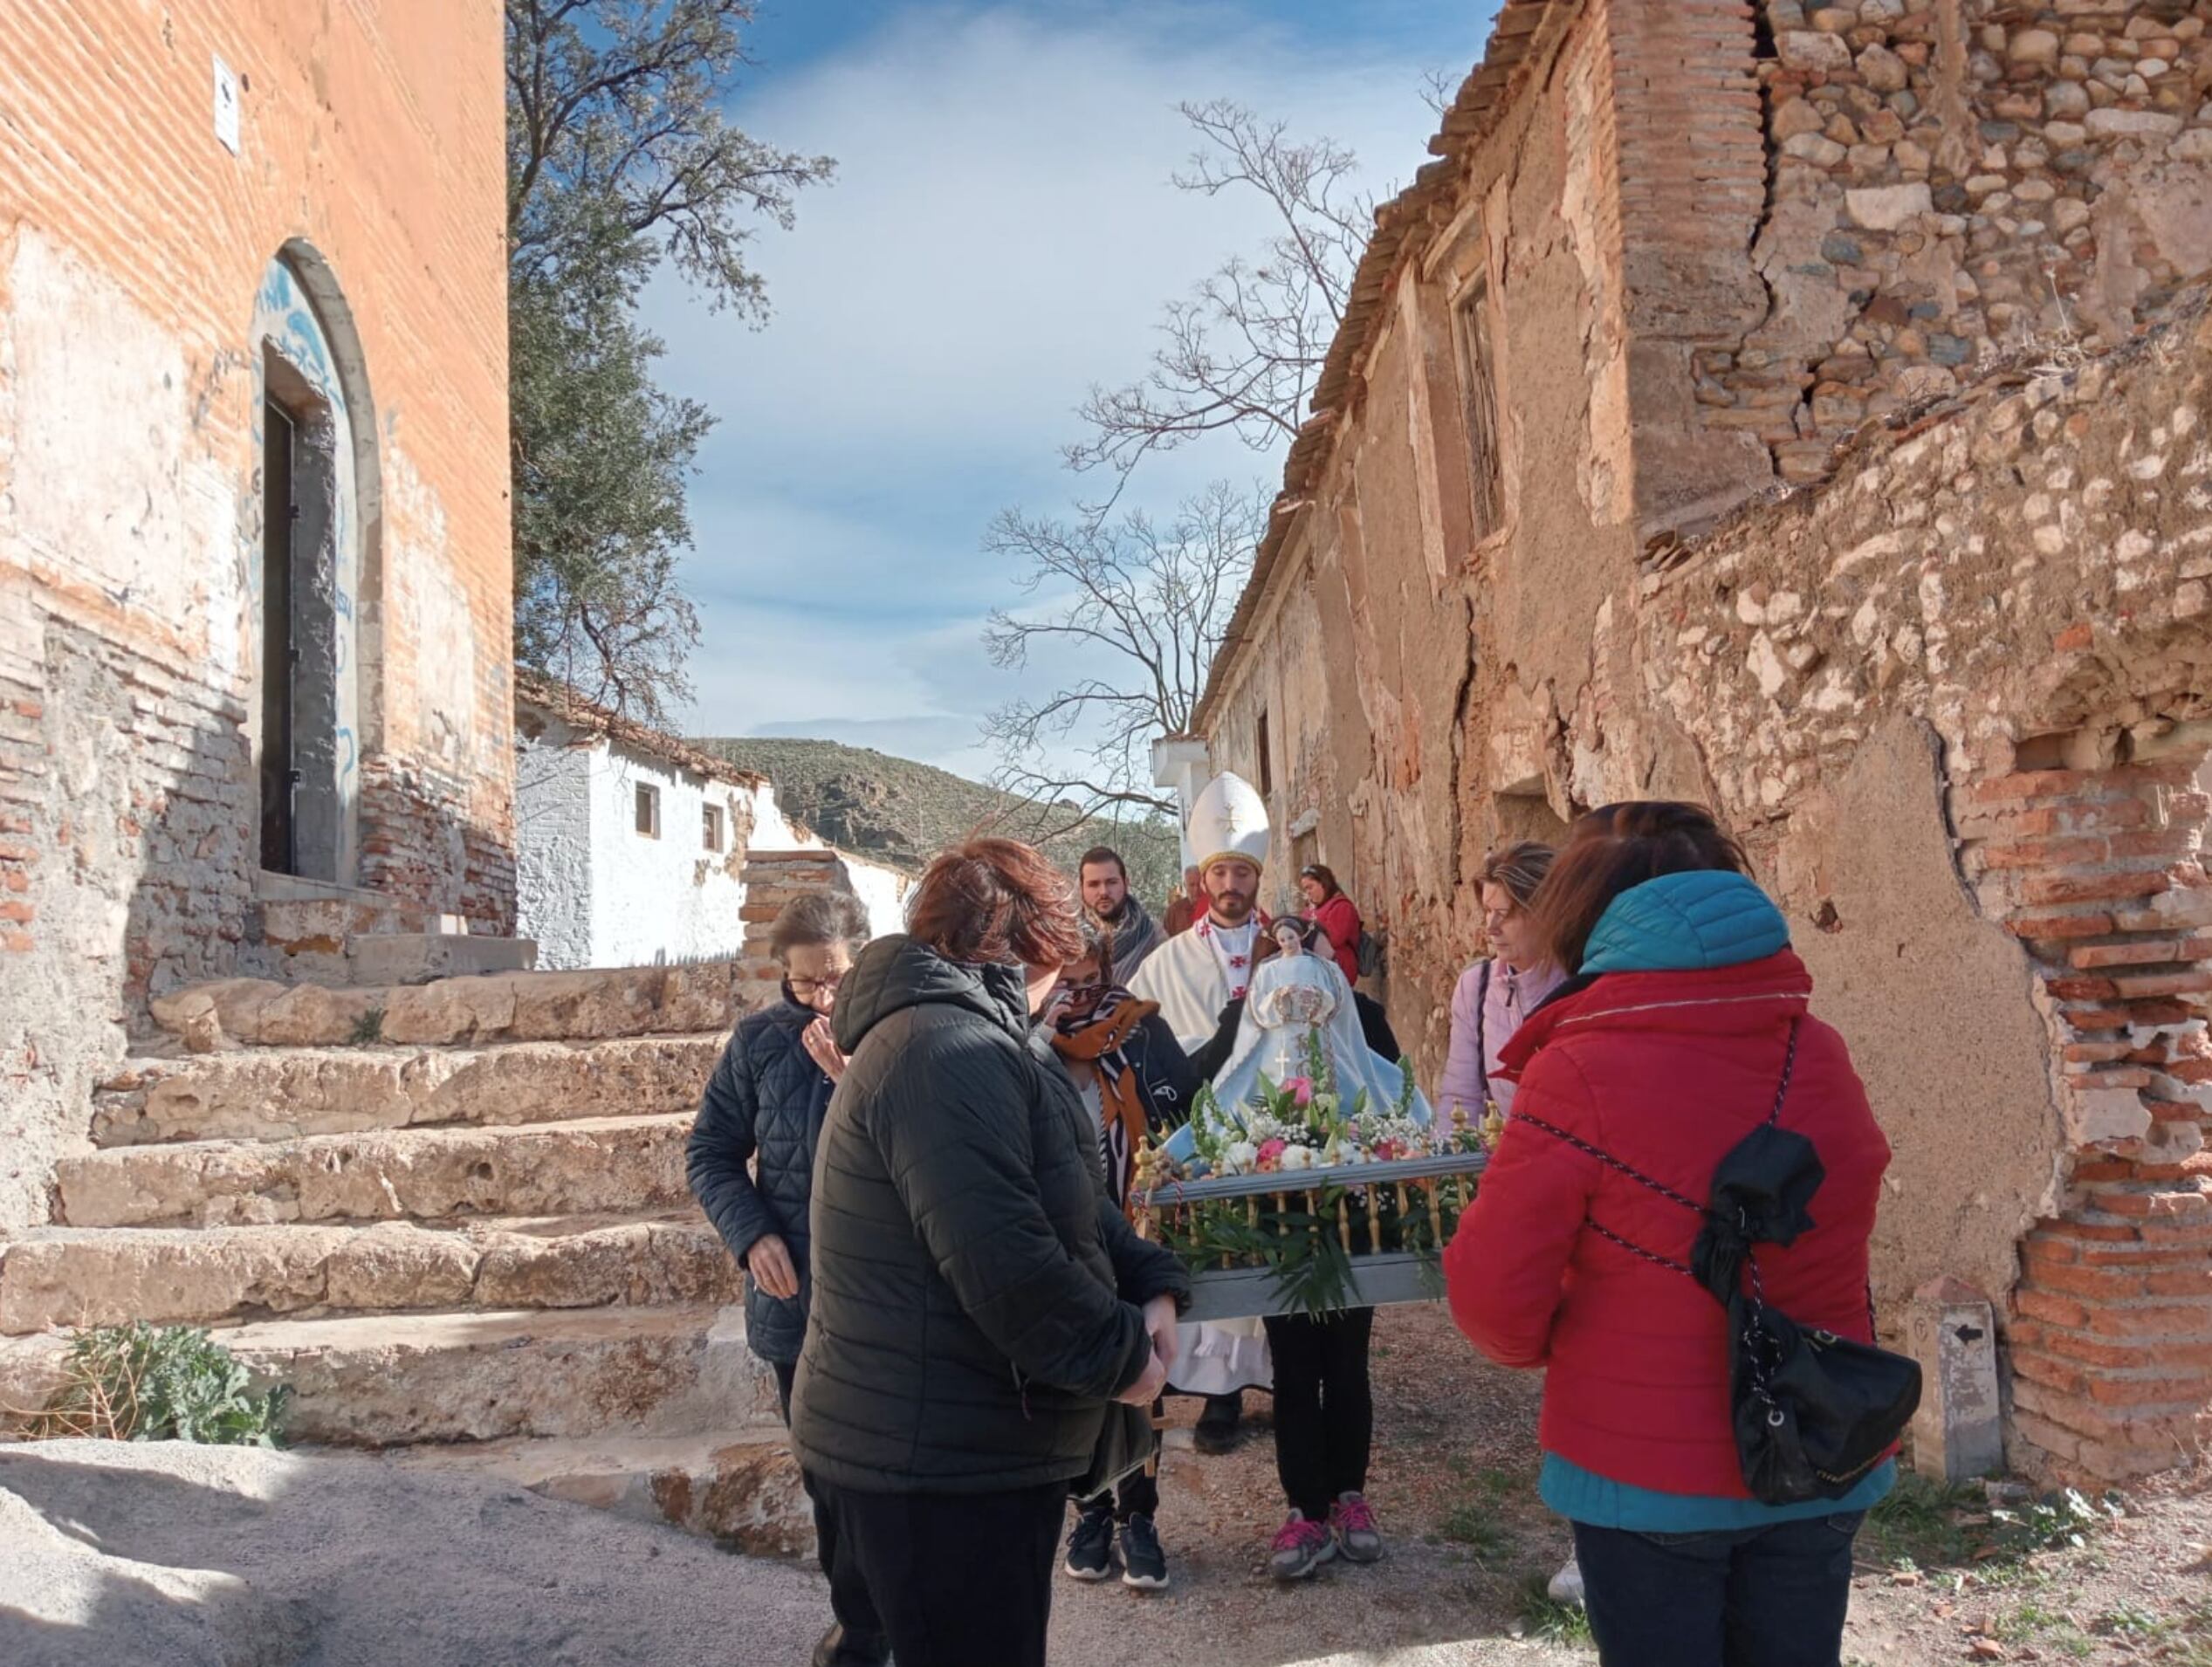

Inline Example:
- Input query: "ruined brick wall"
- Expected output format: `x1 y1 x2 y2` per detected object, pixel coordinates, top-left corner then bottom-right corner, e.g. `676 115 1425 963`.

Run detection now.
1690 0 2212 490
1199 0 2212 1478
1627 305 2212 1478
0 1 512 1231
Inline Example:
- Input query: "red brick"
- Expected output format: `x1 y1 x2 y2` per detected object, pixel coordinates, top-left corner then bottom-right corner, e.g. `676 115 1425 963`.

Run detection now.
2023 1260 2147 1299
2063 1040 2139 1065
2085 1372 2212 1408
2088 1188 2210 1220
2112 969 2212 999
2016 1287 2093 1327
2009 1348 2088 1396
2085 1301 2212 1339
2 931 31 953
2022 870 2172 907
2009 909 2116 941
2037 1216 2147 1244
2108 828 2207 862
2070 936 2211 970
2046 974 2120 1001
0 901 31 924
1975 835 2109 871
2147 1266 2212 1299
1969 769 2102 804
2069 1157 2139 1183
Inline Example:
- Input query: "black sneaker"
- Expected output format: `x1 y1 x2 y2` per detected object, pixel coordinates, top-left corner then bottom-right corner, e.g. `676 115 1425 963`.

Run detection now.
1118 1513 1169 1589
1193 1392 1242 1455
1063 1503 1116 1581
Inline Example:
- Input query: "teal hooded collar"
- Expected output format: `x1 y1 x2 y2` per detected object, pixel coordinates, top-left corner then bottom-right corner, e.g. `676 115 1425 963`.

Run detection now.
1578 870 1791 976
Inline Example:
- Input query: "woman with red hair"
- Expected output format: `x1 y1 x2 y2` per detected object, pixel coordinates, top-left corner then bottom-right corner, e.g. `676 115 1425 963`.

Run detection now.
792 838 1191 1667
1446 804 1893 1667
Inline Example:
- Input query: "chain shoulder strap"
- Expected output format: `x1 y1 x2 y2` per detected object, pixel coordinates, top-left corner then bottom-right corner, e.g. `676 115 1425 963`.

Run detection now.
1508 1019 1802 1283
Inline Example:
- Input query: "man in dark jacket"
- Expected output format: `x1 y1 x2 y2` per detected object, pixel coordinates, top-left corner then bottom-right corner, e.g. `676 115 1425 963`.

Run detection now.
688 890 886 1667
793 839 1191 1667
1078 843 1165 976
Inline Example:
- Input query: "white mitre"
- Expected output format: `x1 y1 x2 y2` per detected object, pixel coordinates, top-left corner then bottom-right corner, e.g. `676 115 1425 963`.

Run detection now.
1188 772 1269 871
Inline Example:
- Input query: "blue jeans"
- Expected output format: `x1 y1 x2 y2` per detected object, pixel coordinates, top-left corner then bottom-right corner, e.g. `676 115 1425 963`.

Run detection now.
1571 1511 1865 1667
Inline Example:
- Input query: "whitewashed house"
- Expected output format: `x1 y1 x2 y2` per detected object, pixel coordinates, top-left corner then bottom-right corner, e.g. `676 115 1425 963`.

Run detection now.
514 675 908 971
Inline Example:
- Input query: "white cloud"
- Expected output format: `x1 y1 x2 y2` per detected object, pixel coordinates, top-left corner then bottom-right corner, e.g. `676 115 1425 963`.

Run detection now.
655 1 1493 774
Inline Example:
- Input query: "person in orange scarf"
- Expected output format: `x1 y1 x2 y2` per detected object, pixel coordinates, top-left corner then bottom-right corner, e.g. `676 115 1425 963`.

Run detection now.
1042 916 1201 1592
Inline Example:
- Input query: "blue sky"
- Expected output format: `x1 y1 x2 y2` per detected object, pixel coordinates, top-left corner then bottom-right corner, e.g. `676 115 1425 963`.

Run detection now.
654 1 1500 776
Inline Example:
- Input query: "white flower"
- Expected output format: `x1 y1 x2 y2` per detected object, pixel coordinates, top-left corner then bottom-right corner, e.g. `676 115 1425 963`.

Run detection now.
1221 1141 1260 1175
1279 1144 1314 1171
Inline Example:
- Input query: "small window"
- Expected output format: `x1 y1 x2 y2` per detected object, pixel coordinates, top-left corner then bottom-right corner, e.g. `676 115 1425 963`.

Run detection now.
1256 709 1274 798
702 803 725 852
634 783 661 839
1454 272 1504 539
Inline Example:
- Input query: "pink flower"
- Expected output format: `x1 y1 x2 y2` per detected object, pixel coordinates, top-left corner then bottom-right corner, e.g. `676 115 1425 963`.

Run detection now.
1284 1077 1314 1108
1371 1139 1403 1162
1256 1138 1288 1172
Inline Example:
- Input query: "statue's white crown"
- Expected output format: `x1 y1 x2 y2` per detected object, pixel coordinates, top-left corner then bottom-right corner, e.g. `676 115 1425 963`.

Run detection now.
1188 772 1270 871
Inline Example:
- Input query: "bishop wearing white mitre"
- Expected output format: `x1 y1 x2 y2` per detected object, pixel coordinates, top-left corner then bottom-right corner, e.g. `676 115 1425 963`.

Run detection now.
1127 772 1275 1403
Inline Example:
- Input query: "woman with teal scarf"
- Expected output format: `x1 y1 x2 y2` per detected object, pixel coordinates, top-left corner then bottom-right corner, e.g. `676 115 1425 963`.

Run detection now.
1446 803 1895 1667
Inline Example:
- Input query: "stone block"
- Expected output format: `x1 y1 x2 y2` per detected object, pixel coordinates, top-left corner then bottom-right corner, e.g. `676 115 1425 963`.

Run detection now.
223 1303 773 1445
1780 31 1854 72
53 1115 694 1229
2084 108 2183 138
1845 183 1934 230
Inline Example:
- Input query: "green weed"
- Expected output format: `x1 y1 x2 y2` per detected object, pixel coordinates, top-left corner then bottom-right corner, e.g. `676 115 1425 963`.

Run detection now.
11 1322 286 1446
1515 1574 1594 1647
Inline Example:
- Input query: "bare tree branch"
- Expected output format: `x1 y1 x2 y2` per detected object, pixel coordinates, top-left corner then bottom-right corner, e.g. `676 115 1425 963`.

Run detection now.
980 482 1264 827
1062 100 1371 494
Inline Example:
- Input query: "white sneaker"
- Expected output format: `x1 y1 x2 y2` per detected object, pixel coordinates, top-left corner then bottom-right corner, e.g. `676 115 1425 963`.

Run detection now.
1547 1554 1585 1605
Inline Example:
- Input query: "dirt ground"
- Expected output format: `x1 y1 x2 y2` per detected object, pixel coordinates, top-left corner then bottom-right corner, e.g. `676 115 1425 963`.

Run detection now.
1059 1305 2212 1667
2 1304 2204 1666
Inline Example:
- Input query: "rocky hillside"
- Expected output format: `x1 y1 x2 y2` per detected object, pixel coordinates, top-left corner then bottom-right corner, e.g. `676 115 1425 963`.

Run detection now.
692 736 1182 905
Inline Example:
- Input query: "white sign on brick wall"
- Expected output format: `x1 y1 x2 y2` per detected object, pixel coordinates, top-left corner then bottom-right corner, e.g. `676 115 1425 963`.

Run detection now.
213 54 240 154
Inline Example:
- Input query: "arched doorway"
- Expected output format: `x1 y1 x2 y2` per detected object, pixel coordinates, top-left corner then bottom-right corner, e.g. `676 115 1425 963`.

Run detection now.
249 245 379 884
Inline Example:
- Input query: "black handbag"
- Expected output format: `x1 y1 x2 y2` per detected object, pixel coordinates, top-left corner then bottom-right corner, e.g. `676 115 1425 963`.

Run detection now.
1516 1018 1921 1505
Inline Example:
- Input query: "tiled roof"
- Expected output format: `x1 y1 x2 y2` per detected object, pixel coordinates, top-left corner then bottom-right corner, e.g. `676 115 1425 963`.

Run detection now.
513 668 769 791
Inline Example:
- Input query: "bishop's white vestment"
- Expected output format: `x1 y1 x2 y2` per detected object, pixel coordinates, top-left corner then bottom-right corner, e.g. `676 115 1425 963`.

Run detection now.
1127 915 1274 1396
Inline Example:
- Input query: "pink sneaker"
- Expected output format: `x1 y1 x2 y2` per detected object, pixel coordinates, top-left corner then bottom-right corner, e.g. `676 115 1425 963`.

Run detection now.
1268 1511 1336 1581
1329 1492 1383 1563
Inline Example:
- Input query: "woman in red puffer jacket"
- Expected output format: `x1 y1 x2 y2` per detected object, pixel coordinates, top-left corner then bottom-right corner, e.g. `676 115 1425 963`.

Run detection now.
1445 803 1893 1667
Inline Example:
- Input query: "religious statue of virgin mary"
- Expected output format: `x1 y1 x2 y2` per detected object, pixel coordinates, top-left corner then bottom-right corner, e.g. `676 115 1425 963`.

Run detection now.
1163 927 1432 1168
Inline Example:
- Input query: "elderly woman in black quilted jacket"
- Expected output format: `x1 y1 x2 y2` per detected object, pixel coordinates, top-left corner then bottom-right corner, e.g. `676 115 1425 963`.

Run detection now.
793 838 1192 1667
688 889 886 1667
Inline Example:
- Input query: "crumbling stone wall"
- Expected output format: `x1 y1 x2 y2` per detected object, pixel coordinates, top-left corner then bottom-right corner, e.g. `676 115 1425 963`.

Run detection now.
0 3 512 1232
1698 0 2212 487
1198 0 2212 1479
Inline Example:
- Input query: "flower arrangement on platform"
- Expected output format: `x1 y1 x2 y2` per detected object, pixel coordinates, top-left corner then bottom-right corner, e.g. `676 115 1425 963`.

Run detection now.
1132 1026 1486 1317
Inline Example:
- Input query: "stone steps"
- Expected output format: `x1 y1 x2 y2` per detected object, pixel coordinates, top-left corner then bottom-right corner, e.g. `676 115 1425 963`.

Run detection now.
0 1213 739 1334
53 1115 694 1229
92 1034 723 1148
151 963 747 1051
381 1430 812 1557
217 1303 773 1446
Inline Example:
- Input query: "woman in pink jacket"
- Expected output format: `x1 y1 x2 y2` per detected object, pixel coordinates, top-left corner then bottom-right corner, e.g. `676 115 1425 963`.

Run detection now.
1437 842 1563 1131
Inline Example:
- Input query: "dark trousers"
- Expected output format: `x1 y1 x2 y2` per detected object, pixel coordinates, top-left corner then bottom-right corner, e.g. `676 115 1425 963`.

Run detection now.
1571 1511 1865 1667
809 1475 1068 1667
1261 1307 1374 1520
773 1362 888 1661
